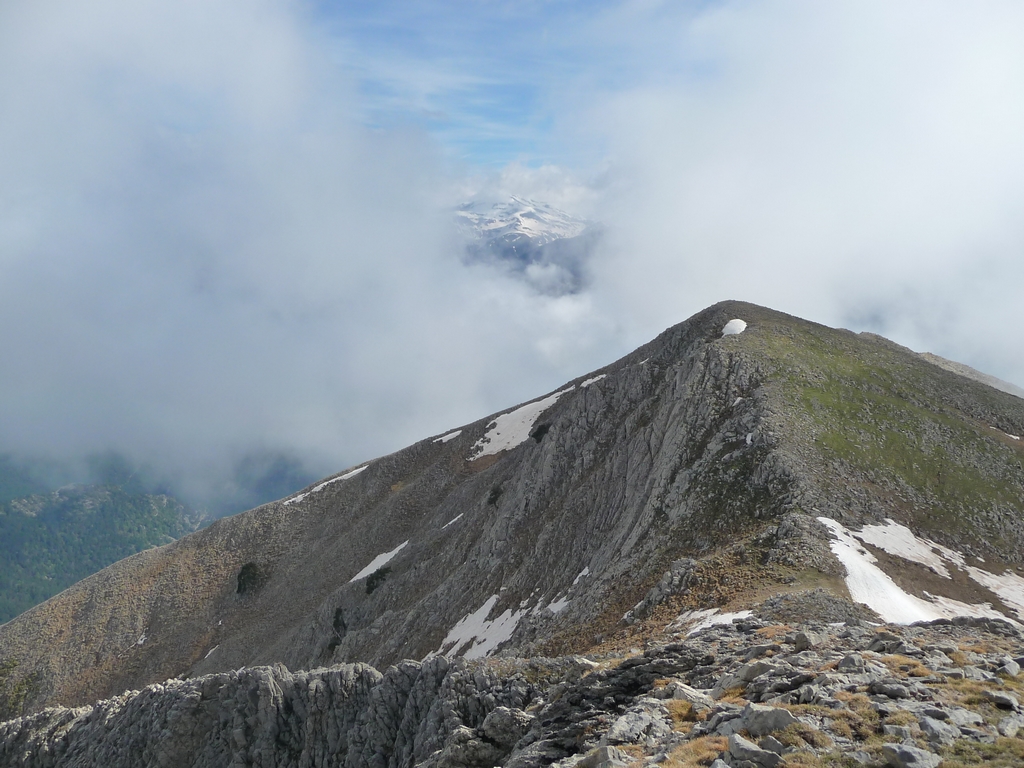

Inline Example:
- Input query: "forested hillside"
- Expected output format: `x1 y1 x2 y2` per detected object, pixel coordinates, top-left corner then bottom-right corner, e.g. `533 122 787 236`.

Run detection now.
0 482 201 624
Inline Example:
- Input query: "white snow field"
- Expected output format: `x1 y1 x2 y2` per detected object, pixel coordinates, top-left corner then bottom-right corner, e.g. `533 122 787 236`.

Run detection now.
440 595 527 659
572 567 591 586
469 387 573 459
283 464 369 506
818 517 1022 625
853 519 964 579
580 374 606 387
964 567 1024 618
348 540 409 582
434 430 462 443
441 513 463 529
722 319 747 336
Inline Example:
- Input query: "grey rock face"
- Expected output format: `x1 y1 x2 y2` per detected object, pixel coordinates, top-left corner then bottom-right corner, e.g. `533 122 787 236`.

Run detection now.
983 689 1020 710
997 714 1024 737
793 631 823 652
727 733 782 768
576 745 628 768
739 703 798 738
919 715 959 746
0 658 543 768
881 743 942 768
3 615 1022 768
600 699 671 746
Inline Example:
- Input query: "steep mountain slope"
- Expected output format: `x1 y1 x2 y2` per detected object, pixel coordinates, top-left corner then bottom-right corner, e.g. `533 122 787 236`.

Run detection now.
1 300 1023 726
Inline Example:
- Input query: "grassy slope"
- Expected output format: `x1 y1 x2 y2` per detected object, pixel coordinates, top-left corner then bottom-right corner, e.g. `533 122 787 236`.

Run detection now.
750 318 1024 559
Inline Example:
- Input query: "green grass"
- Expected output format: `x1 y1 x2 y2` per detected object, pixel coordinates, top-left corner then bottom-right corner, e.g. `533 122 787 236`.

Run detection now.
742 321 1024 556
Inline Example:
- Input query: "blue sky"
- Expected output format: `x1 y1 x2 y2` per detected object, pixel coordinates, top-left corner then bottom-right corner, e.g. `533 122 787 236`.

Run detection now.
312 0 707 167
317 0 592 165
2 0 1023 508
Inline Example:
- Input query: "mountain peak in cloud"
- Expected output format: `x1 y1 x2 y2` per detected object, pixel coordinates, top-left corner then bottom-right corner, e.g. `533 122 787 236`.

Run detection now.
455 196 597 296
455 196 589 246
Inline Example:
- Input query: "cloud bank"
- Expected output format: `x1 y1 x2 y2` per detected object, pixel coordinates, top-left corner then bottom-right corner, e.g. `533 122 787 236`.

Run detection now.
573 1 1024 384
0 0 611 507
1 0 1022 509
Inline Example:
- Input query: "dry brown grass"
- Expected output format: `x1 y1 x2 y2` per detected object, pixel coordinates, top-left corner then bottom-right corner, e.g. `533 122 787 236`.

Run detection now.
883 709 918 727
782 752 827 768
718 690 749 705
949 650 970 667
755 624 792 640
938 736 1024 767
775 722 834 750
662 736 727 768
880 654 931 678
665 699 702 729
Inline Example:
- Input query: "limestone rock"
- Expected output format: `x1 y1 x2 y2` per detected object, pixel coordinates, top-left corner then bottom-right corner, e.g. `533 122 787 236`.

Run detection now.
882 743 942 768
739 703 798 738
727 733 782 768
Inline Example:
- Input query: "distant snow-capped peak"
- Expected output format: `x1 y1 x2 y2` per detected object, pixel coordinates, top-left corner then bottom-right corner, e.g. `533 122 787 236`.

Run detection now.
455 196 588 246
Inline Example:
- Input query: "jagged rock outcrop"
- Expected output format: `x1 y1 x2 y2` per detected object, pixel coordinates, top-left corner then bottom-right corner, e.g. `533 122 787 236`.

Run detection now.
5 612 1024 767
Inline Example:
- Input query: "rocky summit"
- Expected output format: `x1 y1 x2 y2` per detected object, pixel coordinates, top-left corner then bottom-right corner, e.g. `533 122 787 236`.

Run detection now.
1 300 1024 768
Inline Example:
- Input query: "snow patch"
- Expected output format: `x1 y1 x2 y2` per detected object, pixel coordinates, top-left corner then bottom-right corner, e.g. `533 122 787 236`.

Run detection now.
441 513 463 529
673 608 753 635
991 426 1021 440
441 595 526 659
136 634 147 646
833 518 1024 620
581 374 606 388
572 567 591 586
964 567 1024 618
853 519 964 579
745 432 753 446
722 319 747 336
469 388 573 460
733 397 744 407
434 430 462 443
204 644 219 659
284 464 369 506
547 596 570 614
349 540 409 582
818 517 1019 624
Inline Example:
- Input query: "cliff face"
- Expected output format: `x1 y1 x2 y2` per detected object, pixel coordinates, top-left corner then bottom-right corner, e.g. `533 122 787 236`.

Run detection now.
1 301 1023 735
4 616 1024 768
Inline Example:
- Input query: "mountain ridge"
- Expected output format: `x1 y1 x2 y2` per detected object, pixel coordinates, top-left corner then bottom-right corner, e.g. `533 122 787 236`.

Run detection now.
2 300 1023 741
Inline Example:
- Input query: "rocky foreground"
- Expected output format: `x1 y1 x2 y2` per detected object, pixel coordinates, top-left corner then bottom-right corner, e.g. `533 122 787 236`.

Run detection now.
3 606 1024 768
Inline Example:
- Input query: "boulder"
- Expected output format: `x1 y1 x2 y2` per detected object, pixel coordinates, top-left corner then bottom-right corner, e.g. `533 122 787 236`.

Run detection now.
727 733 782 768
983 690 1020 710
882 743 942 768
740 703 799 737
577 746 629 768
793 630 824 651
919 715 959 746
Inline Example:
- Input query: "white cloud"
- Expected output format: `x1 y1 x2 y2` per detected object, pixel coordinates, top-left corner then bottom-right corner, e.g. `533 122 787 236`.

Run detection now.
2 0 1022 510
0 0 615 505
570 1 1024 386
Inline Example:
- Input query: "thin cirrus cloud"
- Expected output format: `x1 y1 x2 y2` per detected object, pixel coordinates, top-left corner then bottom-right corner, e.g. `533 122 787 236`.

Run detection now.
1 0 1022 509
